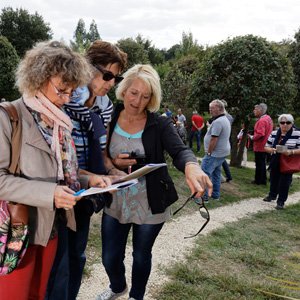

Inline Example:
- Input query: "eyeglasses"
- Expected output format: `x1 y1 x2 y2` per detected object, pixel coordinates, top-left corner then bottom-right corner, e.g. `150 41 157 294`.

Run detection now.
173 192 210 239
280 121 292 125
49 80 71 101
93 64 124 84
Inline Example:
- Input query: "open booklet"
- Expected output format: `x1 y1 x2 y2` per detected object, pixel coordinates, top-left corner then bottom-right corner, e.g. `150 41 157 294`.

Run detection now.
80 179 139 197
112 163 167 184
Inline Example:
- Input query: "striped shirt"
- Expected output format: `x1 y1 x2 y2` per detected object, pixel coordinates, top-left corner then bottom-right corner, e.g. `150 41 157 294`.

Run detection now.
63 86 113 170
265 130 300 149
63 103 93 170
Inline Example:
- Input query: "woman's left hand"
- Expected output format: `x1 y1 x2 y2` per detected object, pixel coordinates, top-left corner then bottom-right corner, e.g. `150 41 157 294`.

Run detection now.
282 149 293 156
185 163 213 198
89 175 111 188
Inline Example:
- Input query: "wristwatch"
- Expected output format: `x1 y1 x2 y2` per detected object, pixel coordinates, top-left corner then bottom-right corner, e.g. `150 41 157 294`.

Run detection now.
207 152 211 156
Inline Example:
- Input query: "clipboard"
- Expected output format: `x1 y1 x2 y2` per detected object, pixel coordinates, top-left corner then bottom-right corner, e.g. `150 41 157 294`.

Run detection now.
112 163 167 184
79 179 139 196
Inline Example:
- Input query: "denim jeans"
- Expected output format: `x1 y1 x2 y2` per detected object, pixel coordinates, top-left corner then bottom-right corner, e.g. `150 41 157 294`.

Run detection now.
46 199 91 300
101 212 164 300
222 160 232 180
201 155 226 199
189 130 201 152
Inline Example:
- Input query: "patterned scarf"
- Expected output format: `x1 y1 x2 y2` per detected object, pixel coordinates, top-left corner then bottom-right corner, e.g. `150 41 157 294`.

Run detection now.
23 92 80 191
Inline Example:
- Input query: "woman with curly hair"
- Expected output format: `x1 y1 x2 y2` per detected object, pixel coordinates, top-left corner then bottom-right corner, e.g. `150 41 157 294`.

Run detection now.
0 41 110 300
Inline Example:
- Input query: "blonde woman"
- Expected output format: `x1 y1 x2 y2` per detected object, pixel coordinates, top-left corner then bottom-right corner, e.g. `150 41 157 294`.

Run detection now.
97 64 212 300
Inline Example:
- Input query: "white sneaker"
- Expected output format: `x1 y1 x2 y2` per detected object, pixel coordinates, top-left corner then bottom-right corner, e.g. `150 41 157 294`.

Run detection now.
95 285 128 300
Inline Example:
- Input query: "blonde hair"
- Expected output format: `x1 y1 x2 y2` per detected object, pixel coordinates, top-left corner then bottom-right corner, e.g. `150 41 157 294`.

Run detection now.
16 41 93 97
115 64 161 112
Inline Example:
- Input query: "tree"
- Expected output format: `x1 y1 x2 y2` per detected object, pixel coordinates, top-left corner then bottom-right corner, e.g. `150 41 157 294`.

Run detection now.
162 55 200 115
165 44 181 61
116 37 149 69
70 18 88 54
188 35 296 166
0 7 52 57
288 29 300 115
0 36 20 100
70 19 101 54
135 34 164 65
86 19 101 43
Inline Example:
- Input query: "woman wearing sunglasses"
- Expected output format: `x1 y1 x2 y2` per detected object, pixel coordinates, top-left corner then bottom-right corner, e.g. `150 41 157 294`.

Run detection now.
46 41 127 300
264 114 300 209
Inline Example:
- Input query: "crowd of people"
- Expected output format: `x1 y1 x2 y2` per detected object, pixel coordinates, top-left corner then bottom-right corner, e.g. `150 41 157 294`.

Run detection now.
163 101 299 210
0 38 298 300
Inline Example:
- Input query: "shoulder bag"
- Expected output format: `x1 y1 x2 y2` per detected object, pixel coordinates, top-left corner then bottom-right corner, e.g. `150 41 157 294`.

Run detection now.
280 154 300 174
0 102 29 276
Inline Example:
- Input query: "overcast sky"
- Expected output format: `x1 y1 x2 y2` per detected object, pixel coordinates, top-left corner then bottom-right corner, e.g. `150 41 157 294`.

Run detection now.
2 0 300 49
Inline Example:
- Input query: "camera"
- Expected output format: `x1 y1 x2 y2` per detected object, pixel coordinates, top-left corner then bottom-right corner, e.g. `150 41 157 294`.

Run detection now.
123 150 150 165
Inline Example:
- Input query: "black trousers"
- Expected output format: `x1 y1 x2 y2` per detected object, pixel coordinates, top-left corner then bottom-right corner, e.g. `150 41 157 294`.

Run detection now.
269 161 292 206
254 151 267 184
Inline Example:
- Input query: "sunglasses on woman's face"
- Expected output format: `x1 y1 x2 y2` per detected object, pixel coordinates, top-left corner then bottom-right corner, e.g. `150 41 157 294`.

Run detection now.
93 64 124 83
280 121 292 125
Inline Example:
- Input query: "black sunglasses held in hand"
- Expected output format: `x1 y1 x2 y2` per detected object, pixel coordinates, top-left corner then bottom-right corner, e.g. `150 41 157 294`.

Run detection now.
173 192 210 239
93 64 124 83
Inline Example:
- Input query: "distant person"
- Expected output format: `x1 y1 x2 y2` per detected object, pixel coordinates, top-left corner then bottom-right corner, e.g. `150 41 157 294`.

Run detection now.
189 110 204 153
175 121 187 144
177 108 187 127
1 98 6 102
163 105 172 116
264 114 300 209
221 100 233 182
248 103 273 185
201 99 231 202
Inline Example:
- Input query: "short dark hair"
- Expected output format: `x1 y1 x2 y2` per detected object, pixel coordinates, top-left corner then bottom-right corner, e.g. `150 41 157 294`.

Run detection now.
85 40 127 72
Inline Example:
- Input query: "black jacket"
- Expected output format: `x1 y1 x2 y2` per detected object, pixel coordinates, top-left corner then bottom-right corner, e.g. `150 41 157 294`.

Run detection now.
107 104 197 214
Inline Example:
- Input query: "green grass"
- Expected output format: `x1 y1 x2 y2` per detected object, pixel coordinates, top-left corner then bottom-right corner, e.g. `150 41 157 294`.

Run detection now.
169 159 300 214
84 149 300 300
155 204 300 300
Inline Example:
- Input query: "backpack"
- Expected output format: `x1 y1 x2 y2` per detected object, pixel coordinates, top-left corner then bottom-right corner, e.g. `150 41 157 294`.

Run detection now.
0 102 29 276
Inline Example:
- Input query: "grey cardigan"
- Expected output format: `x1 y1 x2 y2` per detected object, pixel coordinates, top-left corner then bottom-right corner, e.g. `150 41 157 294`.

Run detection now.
0 99 90 246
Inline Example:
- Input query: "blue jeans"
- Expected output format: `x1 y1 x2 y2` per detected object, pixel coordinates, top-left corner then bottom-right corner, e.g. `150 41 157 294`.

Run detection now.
101 212 164 300
189 130 201 152
201 155 226 199
46 199 91 300
222 160 232 180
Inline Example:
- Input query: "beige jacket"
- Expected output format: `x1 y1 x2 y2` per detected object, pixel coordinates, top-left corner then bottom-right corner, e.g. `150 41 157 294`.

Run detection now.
0 99 90 246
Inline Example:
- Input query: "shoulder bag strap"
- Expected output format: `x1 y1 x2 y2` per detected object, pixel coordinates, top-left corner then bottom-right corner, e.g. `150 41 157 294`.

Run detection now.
0 102 22 176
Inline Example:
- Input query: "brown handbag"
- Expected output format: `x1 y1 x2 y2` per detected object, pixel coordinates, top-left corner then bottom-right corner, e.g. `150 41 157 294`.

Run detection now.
280 154 300 174
0 102 29 276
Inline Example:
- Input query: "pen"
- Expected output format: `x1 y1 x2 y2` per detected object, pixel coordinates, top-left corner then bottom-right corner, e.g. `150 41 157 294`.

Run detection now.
74 189 85 196
128 166 132 174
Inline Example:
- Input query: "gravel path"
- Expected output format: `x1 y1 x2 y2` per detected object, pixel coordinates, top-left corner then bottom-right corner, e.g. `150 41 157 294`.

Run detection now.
77 161 300 300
